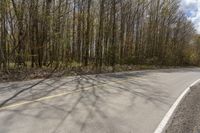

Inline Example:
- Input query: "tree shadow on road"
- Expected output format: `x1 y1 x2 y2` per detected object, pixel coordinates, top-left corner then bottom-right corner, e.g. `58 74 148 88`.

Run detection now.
0 70 171 133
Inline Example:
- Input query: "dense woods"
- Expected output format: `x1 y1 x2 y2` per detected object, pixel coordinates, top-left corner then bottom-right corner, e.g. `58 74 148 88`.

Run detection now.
0 0 199 73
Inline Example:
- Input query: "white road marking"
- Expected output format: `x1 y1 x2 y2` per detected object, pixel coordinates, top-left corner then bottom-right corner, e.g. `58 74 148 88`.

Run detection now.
154 79 200 133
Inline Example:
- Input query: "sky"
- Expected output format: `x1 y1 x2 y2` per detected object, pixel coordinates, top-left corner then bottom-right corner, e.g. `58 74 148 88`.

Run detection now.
181 0 200 33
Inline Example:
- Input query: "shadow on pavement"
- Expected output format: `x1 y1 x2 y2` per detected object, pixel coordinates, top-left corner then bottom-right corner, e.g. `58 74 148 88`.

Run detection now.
0 70 173 132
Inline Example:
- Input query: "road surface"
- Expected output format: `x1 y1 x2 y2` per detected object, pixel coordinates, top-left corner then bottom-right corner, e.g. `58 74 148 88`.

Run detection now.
0 68 200 133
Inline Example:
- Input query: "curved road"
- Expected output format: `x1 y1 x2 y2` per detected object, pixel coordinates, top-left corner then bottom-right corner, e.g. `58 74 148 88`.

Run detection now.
0 68 200 133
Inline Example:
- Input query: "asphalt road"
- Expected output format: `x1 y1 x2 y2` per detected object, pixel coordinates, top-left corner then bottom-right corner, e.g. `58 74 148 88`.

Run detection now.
0 68 200 133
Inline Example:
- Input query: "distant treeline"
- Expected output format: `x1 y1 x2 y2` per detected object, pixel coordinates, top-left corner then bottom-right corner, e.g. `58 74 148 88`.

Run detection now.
0 0 199 71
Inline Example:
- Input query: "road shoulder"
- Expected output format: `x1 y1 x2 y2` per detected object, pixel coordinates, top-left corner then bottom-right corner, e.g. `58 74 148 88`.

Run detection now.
165 83 200 133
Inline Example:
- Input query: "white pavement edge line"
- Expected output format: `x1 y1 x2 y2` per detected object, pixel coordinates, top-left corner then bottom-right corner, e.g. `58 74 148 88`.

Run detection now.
154 78 200 133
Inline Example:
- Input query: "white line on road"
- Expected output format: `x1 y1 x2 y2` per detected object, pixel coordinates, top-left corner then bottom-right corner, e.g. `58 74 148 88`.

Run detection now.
154 78 200 133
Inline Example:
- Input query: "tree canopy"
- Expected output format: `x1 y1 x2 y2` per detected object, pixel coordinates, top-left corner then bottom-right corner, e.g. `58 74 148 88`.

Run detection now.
0 0 198 72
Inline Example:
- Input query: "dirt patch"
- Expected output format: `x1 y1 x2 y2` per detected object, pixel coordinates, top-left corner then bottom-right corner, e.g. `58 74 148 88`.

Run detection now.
166 84 200 133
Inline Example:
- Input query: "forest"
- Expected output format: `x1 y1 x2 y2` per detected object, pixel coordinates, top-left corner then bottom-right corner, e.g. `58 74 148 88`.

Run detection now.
0 0 200 75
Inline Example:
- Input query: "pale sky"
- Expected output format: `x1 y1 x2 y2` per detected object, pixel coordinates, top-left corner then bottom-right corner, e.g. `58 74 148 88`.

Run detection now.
181 0 200 33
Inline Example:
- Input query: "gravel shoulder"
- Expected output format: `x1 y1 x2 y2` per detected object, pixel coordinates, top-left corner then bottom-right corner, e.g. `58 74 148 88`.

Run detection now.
166 84 200 133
